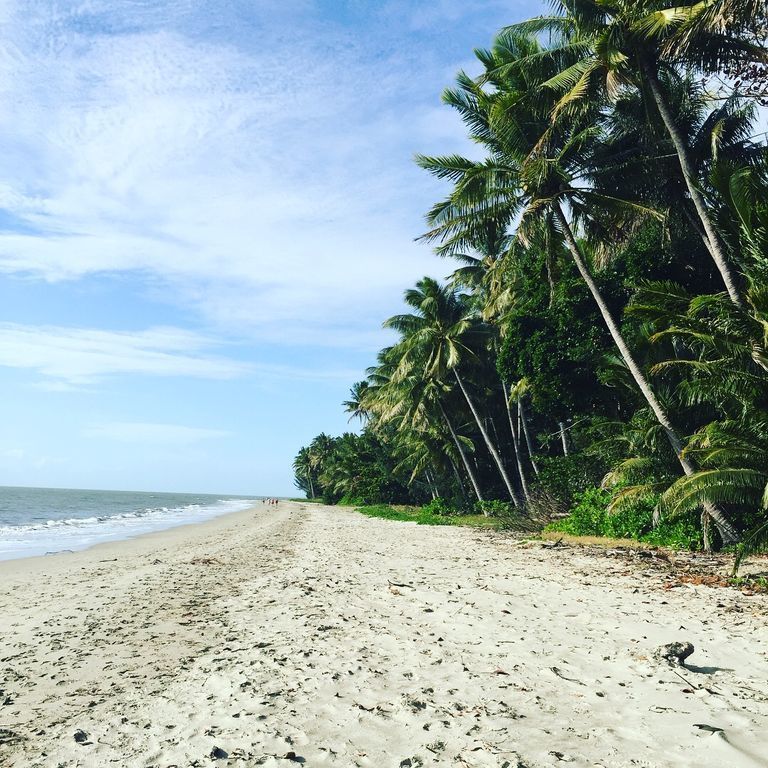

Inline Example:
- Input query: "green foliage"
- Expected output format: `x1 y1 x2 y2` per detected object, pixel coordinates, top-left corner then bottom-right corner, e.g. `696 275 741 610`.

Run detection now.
355 505 498 528
547 487 612 536
295 431 414 507
547 486 701 549
337 494 365 507
535 454 607 506
474 499 514 517
498 262 616 419
422 497 462 516
293 7 768 565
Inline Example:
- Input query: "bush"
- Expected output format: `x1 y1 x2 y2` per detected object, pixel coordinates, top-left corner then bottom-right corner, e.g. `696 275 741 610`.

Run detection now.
535 454 607 506
474 499 515 517
422 497 461 516
547 485 702 549
322 488 340 505
338 494 365 506
548 486 611 536
642 514 701 549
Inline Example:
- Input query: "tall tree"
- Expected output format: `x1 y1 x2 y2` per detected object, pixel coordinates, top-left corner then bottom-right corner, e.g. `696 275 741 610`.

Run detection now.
503 0 765 306
385 277 522 506
417 30 740 543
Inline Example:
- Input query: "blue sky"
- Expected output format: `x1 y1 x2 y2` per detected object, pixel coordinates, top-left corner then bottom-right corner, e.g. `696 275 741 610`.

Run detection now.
0 0 543 495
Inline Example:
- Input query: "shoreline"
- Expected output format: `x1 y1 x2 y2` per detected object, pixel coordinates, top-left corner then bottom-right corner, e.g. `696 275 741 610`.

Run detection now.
0 502 265 577
0 497 262 565
2 502 767 767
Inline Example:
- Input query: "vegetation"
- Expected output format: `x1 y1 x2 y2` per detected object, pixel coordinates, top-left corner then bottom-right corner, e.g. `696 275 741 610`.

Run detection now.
294 1 768 571
355 505 499 529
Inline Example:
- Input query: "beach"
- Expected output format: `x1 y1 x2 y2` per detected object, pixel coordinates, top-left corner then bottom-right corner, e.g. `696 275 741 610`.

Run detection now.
1 501 767 768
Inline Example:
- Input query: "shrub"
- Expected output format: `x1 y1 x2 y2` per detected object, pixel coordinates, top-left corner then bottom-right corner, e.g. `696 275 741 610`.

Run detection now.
535 454 607 506
547 485 702 549
338 494 365 506
475 499 515 517
548 486 610 536
422 497 461 516
641 514 701 549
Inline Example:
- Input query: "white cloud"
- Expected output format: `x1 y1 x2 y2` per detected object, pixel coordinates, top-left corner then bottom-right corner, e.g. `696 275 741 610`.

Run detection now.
83 421 230 444
0 321 368 386
381 0 512 31
0 447 25 459
0 0 457 345
0 323 248 383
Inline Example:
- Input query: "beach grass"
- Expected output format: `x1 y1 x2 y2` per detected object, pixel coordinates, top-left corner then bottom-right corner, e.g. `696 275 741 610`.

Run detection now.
354 504 500 528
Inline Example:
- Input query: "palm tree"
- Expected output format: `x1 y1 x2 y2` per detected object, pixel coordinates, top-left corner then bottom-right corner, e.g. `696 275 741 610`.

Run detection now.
343 381 372 423
385 277 522 507
363 344 486 503
503 0 766 307
292 447 315 498
509 378 540 477
416 31 741 543
629 159 768 560
438 223 535 500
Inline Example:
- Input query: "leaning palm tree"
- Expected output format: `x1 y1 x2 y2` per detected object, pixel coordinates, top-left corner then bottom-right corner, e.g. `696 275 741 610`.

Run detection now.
437 220 535 499
343 381 372 423
629 159 768 562
501 0 765 307
364 344 486 503
385 277 522 507
292 447 315 499
417 30 740 543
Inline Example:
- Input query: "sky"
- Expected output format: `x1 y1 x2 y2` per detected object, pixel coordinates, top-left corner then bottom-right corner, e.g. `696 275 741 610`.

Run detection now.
0 0 545 495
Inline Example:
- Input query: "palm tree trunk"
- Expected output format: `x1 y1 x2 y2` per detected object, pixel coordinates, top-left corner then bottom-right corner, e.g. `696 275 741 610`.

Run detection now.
553 204 740 545
453 369 521 507
449 457 468 502
558 421 569 456
641 62 743 308
307 472 315 499
701 511 713 553
502 381 531 502
425 469 438 500
519 396 539 476
436 399 484 502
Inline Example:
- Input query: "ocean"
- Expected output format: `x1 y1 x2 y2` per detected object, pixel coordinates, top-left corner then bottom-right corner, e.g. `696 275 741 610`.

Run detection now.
0 486 257 561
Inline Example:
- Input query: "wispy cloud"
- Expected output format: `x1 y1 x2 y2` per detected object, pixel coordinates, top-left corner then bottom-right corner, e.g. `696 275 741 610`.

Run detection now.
380 0 515 31
0 0 460 344
0 321 368 386
0 323 248 384
83 422 230 444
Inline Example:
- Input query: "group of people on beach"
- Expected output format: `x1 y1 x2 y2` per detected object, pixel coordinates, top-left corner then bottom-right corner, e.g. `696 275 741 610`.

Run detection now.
262 498 279 505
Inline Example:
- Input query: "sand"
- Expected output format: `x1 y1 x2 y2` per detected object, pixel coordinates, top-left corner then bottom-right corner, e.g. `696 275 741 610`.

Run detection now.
1 501 767 768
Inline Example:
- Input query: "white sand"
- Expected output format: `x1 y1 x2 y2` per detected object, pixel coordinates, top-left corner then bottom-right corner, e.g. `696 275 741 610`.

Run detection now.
1 501 767 767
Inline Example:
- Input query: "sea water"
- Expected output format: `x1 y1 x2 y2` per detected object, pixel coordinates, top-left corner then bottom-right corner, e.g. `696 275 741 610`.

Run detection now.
0 486 257 561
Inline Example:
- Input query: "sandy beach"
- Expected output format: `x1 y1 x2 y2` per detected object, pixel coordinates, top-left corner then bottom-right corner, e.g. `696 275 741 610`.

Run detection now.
1 501 767 768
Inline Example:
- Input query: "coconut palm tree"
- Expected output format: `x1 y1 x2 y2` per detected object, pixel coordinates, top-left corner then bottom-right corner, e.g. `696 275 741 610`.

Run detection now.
416 30 741 543
628 159 768 560
384 277 522 506
502 0 766 307
363 344 487 503
292 447 315 498
343 381 372 423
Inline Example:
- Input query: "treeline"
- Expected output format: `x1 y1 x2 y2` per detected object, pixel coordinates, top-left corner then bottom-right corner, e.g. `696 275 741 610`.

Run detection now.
295 1 768 559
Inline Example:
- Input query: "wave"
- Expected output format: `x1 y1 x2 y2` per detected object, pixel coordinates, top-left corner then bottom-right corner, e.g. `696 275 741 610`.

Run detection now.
0 498 255 560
